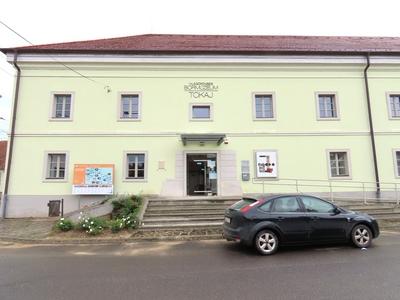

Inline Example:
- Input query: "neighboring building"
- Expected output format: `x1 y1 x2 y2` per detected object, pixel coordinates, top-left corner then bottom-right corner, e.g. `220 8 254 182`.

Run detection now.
0 141 7 194
1 34 400 217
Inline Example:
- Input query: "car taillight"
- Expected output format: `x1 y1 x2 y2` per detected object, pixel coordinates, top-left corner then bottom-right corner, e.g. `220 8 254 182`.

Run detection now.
240 200 260 213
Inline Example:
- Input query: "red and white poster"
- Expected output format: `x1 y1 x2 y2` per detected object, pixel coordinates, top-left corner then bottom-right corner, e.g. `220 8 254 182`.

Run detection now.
255 151 278 178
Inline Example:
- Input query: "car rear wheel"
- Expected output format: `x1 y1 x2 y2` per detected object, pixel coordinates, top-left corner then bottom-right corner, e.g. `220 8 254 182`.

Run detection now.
351 224 372 248
254 230 279 255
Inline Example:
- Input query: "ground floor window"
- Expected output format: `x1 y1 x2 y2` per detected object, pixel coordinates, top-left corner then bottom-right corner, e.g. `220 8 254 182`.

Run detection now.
125 152 146 180
395 150 400 177
328 150 350 178
46 153 67 179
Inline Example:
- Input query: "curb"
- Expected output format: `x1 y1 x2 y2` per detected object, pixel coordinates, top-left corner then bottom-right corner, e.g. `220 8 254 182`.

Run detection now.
0 234 224 245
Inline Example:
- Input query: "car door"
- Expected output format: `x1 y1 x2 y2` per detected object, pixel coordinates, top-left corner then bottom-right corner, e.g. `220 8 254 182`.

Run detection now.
269 196 310 243
299 196 347 242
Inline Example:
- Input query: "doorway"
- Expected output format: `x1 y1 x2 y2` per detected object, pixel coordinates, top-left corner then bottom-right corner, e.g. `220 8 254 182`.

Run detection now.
186 153 217 196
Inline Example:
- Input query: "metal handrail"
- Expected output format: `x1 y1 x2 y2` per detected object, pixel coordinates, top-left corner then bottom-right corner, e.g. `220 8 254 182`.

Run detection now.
252 177 400 205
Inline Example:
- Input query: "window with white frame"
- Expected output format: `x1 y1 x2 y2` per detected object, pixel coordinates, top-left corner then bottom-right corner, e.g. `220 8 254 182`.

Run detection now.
318 94 338 119
254 94 274 119
190 104 212 120
126 153 146 179
388 94 400 118
395 150 400 177
52 94 72 119
328 151 350 178
46 153 66 179
120 94 140 119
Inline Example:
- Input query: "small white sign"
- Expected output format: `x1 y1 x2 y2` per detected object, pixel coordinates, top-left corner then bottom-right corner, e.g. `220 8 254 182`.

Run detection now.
255 151 278 178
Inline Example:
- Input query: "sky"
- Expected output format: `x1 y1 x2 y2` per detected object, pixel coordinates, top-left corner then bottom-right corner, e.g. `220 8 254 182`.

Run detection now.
1 0 400 139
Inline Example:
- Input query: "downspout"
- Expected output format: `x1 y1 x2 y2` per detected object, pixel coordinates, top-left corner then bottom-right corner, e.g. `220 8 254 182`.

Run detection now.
1 51 21 218
363 53 380 193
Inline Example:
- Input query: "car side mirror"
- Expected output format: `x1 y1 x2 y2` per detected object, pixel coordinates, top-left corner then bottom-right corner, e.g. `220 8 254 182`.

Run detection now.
332 207 341 215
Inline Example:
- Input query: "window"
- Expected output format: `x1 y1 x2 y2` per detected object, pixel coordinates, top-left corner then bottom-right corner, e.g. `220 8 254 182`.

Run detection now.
120 94 140 120
388 94 400 118
328 151 350 178
254 94 275 119
317 93 338 119
125 153 146 180
394 150 400 177
52 94 72 119
258 200 272 212
190 104 212 120
300 196 335 213
272 196 302 213
46 153 66 179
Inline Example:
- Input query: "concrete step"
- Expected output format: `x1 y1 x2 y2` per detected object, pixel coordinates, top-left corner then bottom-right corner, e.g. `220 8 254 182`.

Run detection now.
147 202 234 209
145 211 225 217
143 216 224 223
148 199 238 206
146 206 229 213
141 221 223 229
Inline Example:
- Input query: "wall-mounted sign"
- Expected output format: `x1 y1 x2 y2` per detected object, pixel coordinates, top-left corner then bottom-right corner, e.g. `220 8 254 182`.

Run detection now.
72 164 114 195
255 151 278 178
184 82 219 98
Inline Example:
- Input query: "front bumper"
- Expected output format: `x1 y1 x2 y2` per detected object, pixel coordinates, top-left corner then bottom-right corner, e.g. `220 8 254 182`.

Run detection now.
371 220 380 238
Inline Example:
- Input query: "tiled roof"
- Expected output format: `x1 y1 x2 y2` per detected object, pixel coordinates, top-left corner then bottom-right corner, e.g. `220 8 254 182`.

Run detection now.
3 34 400 55
0 141 7 170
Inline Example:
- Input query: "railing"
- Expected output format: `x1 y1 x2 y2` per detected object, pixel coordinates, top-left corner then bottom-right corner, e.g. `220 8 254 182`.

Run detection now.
252 178 400 205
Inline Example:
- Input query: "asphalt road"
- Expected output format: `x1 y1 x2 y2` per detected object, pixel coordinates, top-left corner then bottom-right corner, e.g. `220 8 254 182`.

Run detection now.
1 232 400 300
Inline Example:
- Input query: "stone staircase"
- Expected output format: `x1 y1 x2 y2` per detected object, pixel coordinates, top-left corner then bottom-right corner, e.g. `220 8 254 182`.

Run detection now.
141 197 240 229
141 197 400 230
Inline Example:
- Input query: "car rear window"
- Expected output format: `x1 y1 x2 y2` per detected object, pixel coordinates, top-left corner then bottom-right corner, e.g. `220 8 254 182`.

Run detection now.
230 198 257 210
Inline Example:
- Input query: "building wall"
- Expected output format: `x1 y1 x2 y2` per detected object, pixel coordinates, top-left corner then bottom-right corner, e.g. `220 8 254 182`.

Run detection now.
4 58 400 217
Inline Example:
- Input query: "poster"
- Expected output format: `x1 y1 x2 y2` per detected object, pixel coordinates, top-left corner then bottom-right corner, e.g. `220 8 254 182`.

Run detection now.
72 164 114 195
255 151 278 178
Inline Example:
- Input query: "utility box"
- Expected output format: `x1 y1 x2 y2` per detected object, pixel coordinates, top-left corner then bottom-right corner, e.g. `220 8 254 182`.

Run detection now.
48 200 61 217
241 160 250 181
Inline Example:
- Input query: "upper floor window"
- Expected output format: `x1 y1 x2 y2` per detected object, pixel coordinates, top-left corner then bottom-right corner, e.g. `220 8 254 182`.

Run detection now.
45 153 67 180
328 150 351 178
120 94 140 120
52 94 72 120
317 93 339 119
190 103 213 121
253 94 275 120
125 152 147 180
388 94 400 119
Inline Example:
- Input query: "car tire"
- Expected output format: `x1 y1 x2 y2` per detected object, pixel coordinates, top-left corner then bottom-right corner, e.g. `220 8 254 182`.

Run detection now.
351 224 372 248
254 229 279 255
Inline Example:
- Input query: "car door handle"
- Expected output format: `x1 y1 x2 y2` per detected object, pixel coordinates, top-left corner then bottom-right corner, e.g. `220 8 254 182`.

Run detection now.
310 216 319 221
277 216 285 221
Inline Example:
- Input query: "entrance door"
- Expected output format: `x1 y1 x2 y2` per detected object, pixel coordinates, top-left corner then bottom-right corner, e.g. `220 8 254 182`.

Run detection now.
186 153 217 196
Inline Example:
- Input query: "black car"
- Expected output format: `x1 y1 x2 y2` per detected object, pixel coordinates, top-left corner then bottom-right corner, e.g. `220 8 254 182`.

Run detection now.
223 194 380 255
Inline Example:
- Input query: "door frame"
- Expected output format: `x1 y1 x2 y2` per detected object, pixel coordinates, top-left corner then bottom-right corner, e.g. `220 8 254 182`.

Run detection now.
183 150 220 197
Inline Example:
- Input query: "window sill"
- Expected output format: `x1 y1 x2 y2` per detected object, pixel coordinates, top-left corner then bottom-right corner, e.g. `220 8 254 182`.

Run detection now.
253 118 276 121
117 118 142 122
43 179 68 183
328 176 352 180
123 178 147 183
189 118 213 122
49 118 73 122
317 117 341 121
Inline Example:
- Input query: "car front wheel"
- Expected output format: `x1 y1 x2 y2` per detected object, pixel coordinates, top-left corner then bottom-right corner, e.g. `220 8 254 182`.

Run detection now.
351 224 372 248
254 230 279 255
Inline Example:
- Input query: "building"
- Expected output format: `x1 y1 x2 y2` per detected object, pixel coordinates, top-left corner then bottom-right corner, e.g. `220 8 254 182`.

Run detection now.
1 34 400 218
0 141 6 194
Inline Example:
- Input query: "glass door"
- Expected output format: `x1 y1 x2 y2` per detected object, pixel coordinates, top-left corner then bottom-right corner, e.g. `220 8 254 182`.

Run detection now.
186 153 217 196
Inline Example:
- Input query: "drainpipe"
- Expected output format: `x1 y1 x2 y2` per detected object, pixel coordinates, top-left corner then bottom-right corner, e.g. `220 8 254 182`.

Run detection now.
0 51 21 218
363 53 380 193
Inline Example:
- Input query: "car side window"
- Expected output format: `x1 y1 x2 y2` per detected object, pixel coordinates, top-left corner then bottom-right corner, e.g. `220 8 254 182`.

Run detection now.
272 196 302 213
300 196 335 213
258 200 272 212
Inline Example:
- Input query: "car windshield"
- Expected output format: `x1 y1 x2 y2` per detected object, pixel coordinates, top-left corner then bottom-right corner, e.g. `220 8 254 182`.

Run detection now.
230 198 257 210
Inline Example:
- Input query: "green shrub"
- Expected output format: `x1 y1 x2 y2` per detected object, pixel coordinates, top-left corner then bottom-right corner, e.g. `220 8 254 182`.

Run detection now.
78 213 107 236
55 218 74 232
111 194 142 219
109 219 125 233
109 214 139 234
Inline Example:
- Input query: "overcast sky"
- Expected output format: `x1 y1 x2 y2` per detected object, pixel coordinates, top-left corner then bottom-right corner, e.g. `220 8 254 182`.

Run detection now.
1 0 400 139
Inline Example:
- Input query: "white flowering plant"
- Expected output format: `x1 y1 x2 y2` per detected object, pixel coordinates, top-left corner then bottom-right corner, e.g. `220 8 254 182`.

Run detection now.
55 218 74 232
110 213 139 233
78 213 107 236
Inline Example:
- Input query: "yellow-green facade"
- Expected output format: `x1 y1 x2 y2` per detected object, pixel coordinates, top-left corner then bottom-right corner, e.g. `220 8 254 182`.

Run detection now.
2 54 400 217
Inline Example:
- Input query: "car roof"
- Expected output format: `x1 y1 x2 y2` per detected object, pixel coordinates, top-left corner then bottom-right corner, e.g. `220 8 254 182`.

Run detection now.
247 194 318 201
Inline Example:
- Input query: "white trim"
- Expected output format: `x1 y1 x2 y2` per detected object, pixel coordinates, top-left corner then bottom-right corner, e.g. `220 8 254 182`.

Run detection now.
315 92 340 121
49 92 74 121
326 149 352 180
183 151 220 196
42 151 69 182
117 92 142 121
252 92 277 121
393 149 400 178
123 151 148 182
189 103 213 121
386 92 400 120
